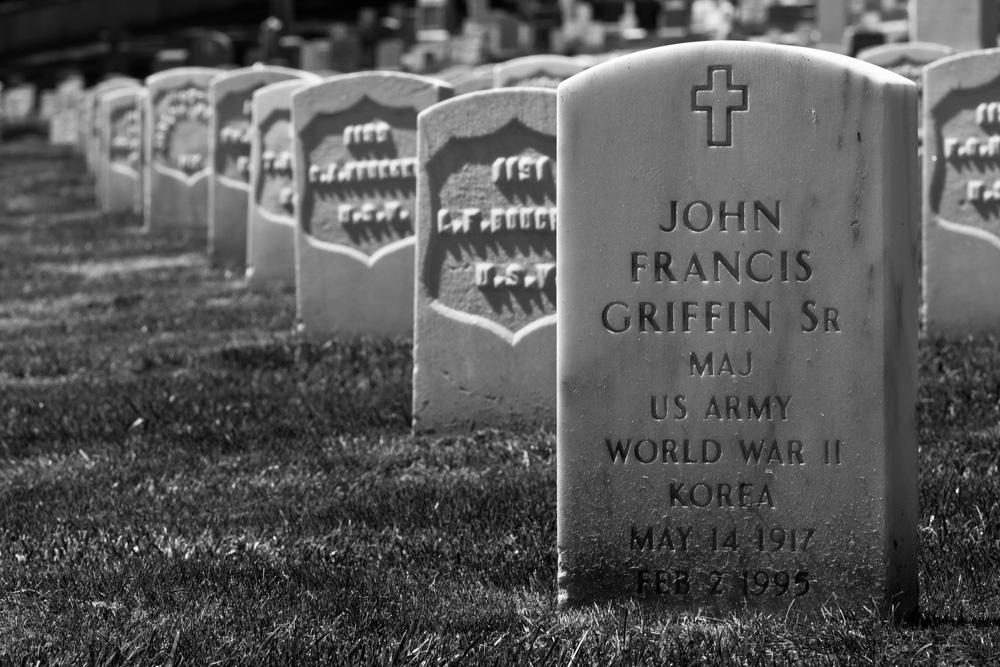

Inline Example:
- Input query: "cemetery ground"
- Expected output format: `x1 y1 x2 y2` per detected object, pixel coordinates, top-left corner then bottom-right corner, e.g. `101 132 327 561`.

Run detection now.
0 137 998 666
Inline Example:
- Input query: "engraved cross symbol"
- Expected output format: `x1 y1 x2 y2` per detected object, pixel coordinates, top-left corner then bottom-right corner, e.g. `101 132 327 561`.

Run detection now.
691 65 748 147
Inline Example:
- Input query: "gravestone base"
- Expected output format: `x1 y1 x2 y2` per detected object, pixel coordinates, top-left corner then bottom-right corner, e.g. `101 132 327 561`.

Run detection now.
924 217 1000 335
413 310 555 433
295 236 414 341
107 167 140 214
209 178 251 269
246 214 296 284
146 172 211 236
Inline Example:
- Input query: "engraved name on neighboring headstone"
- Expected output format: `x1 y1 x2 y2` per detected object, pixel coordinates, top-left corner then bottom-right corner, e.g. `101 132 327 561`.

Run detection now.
246 76 321 285
923 49 1000 334
557 42 918 618
414 89 556 434
144 68 221 234
292 72 453 339
101 87 144 215
495 55 588 89
209 66 314 269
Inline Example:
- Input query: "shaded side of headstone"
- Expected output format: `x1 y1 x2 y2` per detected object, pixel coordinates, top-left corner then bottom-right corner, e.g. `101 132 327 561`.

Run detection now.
413 89 557 434
144 68 221 235
495 55 587 88
246 76 322 285
557 42 918 618
209 66 315 270
913 0 997 53
101 87 143 215
292 73 454 339
923 49 1000 335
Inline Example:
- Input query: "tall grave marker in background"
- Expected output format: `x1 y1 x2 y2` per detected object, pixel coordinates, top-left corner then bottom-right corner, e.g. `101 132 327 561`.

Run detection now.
292 73 452 339
413 89 557 434
912 0 997 52
145 68 220 234
101 87 144 215
557 43 918 617
923 49 1000 335
209 65 313 269
246 75 321 285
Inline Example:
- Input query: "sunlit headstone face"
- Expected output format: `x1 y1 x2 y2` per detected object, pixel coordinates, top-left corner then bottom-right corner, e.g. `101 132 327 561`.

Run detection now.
292 72 453 338
412 89 558 435
556 42 918 619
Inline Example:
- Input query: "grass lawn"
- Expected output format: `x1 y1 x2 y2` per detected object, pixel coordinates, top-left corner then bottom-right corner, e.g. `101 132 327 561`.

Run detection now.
0 137 998 665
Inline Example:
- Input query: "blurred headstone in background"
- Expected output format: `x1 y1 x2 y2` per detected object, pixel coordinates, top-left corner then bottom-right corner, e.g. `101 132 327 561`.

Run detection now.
189 30 235 69
912 0 998 52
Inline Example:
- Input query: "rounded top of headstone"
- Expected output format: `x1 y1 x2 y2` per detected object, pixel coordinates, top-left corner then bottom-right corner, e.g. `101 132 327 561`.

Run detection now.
210 64 315 91
856 41 955 66
253 77 321 118
559 42 914 101
145 67 224 88
923 47 1000 115
291 71 454 130
254 76 323 103
418 87 556 156
495 54 589 88
924 45 1000 73
93 77 140 95
452 70 494 95
100 86 142 106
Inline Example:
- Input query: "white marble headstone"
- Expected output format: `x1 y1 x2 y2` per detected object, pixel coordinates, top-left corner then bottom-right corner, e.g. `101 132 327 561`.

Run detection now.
246 76 322 285
144 68 221 234
291 72 453 339
88 78 139 183
100 87 144 215
923 49 1000 335
557 42 918 618
413 89 557 434
208 66 315 269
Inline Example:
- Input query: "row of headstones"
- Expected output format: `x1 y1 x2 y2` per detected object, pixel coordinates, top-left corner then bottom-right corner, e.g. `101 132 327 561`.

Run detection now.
82 52 592 222
77 54 586 428
78 39 1000 617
